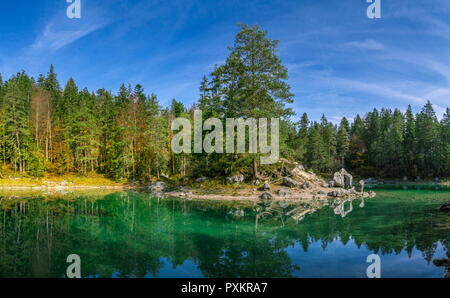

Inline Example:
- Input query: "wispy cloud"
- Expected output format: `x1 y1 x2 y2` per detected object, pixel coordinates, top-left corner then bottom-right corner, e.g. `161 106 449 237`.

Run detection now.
32 21 106 51
345 39 384 51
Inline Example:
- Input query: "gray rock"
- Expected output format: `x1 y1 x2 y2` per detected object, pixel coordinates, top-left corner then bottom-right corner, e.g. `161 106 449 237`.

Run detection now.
435 177 441 183
328 189 348 197
149 181 167 191
291 164 305 176
328 180 335 187
439 203 450 212
356 180 365 193
333 169 353 188
196 177 208 182
259 181 271 191
318 190 327 195
403 176 408 182
364 177 375 184
226 175 245 184
254 179 261 186
277 188 290 197
283 177 299 188
302 182 311 189
259 192 273 200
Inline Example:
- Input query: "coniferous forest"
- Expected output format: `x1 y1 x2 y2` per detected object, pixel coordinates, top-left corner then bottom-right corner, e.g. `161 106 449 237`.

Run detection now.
0 24 448 181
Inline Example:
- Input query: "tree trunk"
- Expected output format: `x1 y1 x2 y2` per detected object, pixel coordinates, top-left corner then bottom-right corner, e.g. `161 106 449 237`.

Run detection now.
253 157 259 180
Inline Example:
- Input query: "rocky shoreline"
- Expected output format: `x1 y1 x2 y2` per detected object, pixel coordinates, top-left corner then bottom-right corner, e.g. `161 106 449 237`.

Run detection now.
147 165 377 203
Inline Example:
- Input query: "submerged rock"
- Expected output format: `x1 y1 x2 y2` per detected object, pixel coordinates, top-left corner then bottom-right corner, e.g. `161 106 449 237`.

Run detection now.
283 177 299 188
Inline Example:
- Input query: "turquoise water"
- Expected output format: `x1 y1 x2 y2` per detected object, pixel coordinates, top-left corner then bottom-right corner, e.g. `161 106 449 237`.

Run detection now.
0 188 448 278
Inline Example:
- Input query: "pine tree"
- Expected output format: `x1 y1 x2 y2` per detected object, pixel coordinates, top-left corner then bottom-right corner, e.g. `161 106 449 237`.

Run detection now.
415 101 440 177
336 118 350 168
205 24 294 179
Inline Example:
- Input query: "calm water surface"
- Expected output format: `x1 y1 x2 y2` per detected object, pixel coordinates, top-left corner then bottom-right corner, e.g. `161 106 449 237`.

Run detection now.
0 187 448 278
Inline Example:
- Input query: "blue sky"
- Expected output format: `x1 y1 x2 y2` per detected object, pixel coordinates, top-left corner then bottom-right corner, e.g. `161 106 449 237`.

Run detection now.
0 0 449 122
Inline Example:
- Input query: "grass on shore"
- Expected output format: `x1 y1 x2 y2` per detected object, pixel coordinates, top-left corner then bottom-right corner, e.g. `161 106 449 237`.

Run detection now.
0 173 126 187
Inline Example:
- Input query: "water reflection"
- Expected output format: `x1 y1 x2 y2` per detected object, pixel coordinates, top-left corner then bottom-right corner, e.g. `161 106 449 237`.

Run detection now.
0 190 448 278
333 200 354 218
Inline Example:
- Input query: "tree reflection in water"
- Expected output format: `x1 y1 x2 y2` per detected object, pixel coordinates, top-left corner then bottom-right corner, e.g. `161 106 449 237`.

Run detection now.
0 189 448 278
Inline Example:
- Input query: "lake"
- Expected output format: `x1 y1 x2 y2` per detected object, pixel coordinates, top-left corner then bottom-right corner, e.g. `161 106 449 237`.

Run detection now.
0 186 448 278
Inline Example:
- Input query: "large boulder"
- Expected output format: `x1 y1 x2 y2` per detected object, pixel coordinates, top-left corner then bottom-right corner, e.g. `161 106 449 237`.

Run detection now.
226 175 245 184
291 164 305 176
283 177 299 188
333 169 353 189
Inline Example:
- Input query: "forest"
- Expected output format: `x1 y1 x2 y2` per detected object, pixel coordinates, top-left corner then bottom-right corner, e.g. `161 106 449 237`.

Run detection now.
0 24 448 181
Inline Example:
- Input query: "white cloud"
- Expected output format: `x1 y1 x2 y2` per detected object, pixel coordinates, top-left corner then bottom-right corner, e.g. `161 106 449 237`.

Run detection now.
32 22 106 51
345 39 385 50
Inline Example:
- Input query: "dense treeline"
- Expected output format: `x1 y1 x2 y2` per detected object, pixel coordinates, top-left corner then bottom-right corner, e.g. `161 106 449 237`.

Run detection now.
0 24 448 180
288 103 449 179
